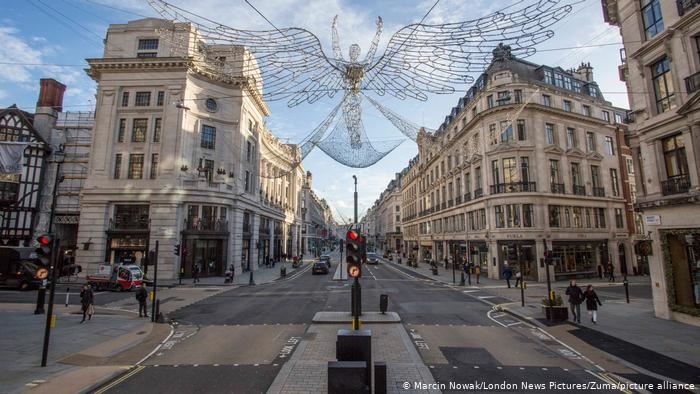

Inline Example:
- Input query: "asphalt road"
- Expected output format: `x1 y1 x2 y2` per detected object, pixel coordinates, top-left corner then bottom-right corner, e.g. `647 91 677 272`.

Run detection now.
96 254 661 393
0 282 135 306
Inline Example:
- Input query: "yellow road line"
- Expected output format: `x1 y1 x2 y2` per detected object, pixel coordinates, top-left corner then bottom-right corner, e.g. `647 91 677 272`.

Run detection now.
94 365 144 394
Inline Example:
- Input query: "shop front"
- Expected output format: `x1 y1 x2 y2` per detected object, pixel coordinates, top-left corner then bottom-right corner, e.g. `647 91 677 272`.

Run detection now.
105 204 150 271
551 240 606 280
465 241 488 273
497 240 537 281
182 237 227 277
660 230 700 317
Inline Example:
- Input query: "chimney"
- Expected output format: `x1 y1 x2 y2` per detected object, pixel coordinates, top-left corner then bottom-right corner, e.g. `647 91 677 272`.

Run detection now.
37 78 66 111
575 62 594 83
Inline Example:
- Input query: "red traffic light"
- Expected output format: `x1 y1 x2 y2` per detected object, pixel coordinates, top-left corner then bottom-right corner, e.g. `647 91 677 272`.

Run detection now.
37 234 52 246
346 230 359 241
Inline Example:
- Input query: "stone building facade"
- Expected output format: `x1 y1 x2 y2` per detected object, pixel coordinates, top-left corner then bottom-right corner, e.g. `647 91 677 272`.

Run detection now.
603 0 700 324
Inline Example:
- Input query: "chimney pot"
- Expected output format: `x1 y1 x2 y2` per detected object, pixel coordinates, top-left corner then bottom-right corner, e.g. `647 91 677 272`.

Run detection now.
37 78 66 112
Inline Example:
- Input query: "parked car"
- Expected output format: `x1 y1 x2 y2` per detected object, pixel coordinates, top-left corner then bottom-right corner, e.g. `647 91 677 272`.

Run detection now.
366 252 379 265
312 261 329 275
320 254 331 268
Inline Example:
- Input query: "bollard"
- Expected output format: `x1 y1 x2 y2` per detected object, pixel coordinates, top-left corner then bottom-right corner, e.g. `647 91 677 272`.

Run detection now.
155 299 160 319
281 266 287 277
623 276 629 303
460 272 465 286
379 294 388 314
374 361 387 394
65 287 70 308
249 270 255 285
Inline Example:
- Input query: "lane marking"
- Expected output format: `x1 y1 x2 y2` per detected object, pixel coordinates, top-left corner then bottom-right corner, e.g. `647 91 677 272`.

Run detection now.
94 366 144 394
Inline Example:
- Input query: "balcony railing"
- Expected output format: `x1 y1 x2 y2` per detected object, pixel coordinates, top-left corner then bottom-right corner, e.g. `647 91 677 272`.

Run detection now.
455 195 462 205
550 183 565 194
448 199 454 208
441 202 447 210
490 182 537 194
573 185 586 196
686 71 700 94
678 0 700 16
474 188 483 199
109 218 150 231
185 218 229 232
662 174 691 195
593 187 606 197
464 192 472 202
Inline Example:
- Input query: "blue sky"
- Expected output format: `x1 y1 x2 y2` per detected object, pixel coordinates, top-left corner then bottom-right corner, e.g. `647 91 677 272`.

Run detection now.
1 0 628 223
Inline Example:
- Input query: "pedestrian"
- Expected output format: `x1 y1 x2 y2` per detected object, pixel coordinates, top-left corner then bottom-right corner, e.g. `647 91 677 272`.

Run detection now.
502 263 513 288
514 270 522 288
583 285 602 324
136 284 149 318
565 280 584 323
80 284 94 323
463 262 471 285
474 264 481 284
444 257 449 269
193 261 201 283
597 264 603 279
607 262 615 283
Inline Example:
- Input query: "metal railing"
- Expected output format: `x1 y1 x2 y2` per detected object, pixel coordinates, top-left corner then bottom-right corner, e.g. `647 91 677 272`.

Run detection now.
678 0 700 16
550 183 565 194
661 174 691 195
474 188 483 199
593 187 606 197
455 195 462 205
490 182 536 194
185 218 228 232
686 71 700 94
464 192 472 202
573 185 586 196
0 182 19 204
441 202 447 210
109 218 150 230
448 199 453 208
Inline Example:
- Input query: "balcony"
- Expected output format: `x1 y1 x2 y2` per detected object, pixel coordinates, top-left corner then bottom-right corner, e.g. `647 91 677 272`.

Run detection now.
474 188 483 199
678 0 700 16
662 174 691 195
686 71 700 94
455 195 462 205
448 199 454 208
573 185 586 196
109 218 150 231
490 182 537 194
550 183 565 194
441 202 447 210
593 187 606 197
464 192 472 202
185 218 229 232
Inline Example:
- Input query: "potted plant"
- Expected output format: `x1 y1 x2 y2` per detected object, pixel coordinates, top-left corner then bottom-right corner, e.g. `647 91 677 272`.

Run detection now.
542 293 568 322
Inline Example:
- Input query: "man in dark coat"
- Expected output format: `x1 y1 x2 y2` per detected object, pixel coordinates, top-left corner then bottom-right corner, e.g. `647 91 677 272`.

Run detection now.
80 284 94 323
136 284 149 318
583 285 602 324
502 263 513 288
565 280 584 323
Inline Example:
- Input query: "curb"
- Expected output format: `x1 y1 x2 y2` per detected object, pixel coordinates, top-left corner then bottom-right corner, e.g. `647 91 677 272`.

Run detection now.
78 366 134 394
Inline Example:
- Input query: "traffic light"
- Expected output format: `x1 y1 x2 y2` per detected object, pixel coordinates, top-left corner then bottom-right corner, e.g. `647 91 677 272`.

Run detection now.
174 243 180 256
346 229 362 278
35 234 53 265
544 249 554 265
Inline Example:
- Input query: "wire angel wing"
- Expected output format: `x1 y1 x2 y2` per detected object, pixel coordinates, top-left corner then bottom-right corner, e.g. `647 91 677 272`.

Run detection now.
148 0 343 107
364 0 575 101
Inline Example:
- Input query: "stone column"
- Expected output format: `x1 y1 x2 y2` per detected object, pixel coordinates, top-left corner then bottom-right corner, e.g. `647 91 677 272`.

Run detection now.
269 220 275 261
231 208 244 275
251 212 261 271
535 239 548 283
291 224 298 257
487 239 499 279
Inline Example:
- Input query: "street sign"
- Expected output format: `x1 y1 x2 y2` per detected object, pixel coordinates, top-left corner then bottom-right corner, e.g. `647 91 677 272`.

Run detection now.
644 215 661 225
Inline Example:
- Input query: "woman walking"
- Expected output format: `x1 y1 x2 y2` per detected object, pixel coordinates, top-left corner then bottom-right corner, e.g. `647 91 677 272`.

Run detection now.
80 284 94 323
584 285 603 324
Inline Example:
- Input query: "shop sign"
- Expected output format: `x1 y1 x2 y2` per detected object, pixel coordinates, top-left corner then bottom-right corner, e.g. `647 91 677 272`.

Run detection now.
637 240 652 256
505 234 524 239
644 215 661 225
615 233 628 238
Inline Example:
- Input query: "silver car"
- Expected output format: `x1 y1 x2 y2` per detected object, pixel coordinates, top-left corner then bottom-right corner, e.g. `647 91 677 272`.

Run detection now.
366 252 379 265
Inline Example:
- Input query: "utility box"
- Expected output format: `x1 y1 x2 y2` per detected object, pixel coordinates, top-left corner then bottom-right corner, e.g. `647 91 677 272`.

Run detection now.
328 361 368 393
336 329 372 388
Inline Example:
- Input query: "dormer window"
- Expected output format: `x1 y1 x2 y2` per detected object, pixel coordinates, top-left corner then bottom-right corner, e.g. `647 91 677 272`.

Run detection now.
137 39 159 58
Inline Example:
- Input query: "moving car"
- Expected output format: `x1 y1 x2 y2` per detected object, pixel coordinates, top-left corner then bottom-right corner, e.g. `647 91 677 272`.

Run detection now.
320 254 332 268
312 261 329 275
366 252 379 265
0 247 48 290
87 264 144 291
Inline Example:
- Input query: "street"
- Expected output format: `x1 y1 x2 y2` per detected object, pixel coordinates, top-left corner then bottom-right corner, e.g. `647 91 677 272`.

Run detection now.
90 251 669 393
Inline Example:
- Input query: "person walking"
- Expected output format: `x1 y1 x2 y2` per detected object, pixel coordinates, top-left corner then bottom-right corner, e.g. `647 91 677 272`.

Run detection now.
474 264 481 284
583 284 602 324
464 262 472 285
80 284 94 323
607 262 615 283
136 284 149 318
193 261 201 284
514 270 522 288
502 263 513 288
565 280 584 323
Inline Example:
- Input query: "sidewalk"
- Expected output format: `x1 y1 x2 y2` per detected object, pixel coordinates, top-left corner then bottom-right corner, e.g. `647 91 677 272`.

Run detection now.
383 258 700 384
156 259 304 287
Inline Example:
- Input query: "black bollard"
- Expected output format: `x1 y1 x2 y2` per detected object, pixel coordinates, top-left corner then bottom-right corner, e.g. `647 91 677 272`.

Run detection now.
460 272 465 286
249 270 255 285
624 276 629 303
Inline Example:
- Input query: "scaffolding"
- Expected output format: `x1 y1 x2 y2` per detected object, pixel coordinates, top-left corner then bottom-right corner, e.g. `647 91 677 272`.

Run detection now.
55 112 94 215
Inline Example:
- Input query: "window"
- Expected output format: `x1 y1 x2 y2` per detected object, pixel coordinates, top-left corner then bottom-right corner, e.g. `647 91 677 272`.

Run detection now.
117 119 126 143
520 157 530 184
121 92 129 107
204 159 214 182
571 163 581 186
503 158 517 184
591 165 601 188
549 160 560 184
615 208 624 229
573 207 583 228
595 208 606 228
514 89 522 103
492 160 500 185
495 206 505 228
605 136 615 155
585 208 592 228
128 154 144 179
610 169 620 196
153 118 162 143
517 119 526 141
563 76 572 90
544 69 553 84
150 154 159 179
501 122 514 142
246 141 252 162
563 100 572 112
245 170 250 192
157 91 164 106
201 125 216 149
615 112 624 124
132 119 147 142
582 105 591 117
586 132 596 152
566 128 578 148
549 205 561 227
135 92 151 106
602 111 610 123
487 95 494 109
506 204 520 227
626 158 634 174
662 134 689 178
205 98 218 113
652 57 674 113
545 123 556 145
523 204 534 227
554 73 563 88
475 167 482 188
542 94 551 107
641 0 664 40
137 39 158 58
114 153 122 179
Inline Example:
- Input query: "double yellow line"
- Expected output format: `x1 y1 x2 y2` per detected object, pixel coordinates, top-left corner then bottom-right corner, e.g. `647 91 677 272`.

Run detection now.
93 365 145 394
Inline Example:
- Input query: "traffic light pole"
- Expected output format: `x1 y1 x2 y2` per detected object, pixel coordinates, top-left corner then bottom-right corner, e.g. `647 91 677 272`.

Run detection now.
517 244 525 307
41 238 60 367
545 242 553 302
36 159 63 315
151 241 159 323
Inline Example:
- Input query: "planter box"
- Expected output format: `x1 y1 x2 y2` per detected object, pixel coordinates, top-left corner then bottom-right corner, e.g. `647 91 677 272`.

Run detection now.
542 305 568 322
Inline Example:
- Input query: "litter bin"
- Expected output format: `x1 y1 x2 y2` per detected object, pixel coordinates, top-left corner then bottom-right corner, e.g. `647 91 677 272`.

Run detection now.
281 266 287 277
